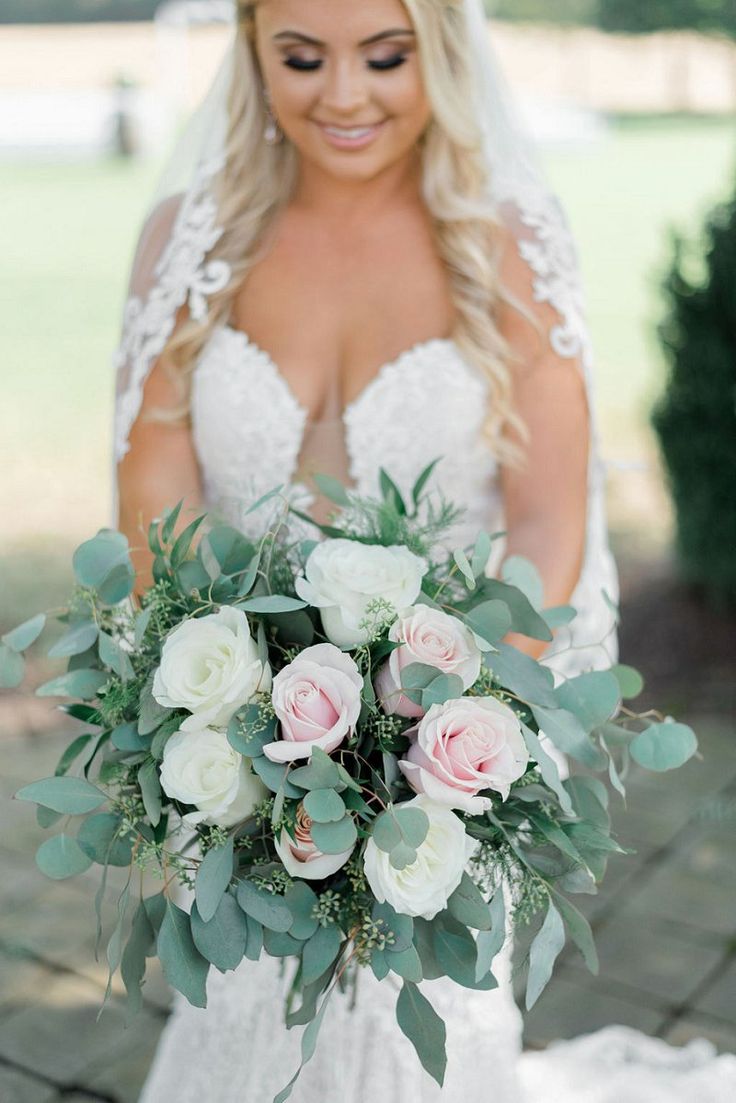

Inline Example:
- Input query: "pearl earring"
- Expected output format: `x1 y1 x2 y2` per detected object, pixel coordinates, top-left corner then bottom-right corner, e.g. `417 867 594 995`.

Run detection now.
263 88 283 146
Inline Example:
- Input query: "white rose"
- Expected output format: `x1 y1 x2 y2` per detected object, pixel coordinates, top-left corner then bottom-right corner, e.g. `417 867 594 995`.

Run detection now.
375 605 482 718
274 803 355 880
295 539 427 648
160 726 267 827
363 795 476 920
152 606 271 731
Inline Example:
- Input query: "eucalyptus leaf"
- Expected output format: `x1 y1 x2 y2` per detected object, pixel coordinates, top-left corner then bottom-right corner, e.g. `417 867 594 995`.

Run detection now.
252 755 303 799
121 901 155 1020
610 663 644 700
478 578 552 641
111 721 148 753
98 630 135 681
263 927 304 957
191 895 248 971
303 788 346 824
556 671 621 732
284 881 320 941
388 944 423 982
195 837 235 923
77 812 133 866
36 669 108 701
470 531 493 578
273 984 334 1103
15 775 107 815
447 872 492 930
373 901 414 953
309 815 357 855
485 644 557 707
396 981 447 1088
520 724 574 816
236 880 293 932
453 548 476 589
630 721 697 772
464 600 512 650
0 645 25 688
138 761 162 826
502 555 544 609
432 916 479 988
313 473 351 506
36 834 93 879
134 606 154 648
475 888 506 981
157 899 209 1007
301 923 342 985
541 605 577 630
171 515 206 569
2 613 46 652
54 732 94 776
549 888 598 974
531 705 606 770
48 620 99 659
236 595 307 614
525 902 565 1009
288 747 341 791
138 679 172 736
244 914 263 961
73 529 134 604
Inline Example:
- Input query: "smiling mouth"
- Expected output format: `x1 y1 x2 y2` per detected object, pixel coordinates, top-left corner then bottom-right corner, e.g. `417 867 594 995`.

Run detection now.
317 122 386 140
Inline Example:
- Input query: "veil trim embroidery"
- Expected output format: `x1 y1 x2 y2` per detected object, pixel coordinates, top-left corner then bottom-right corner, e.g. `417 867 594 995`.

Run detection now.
113 154 231 464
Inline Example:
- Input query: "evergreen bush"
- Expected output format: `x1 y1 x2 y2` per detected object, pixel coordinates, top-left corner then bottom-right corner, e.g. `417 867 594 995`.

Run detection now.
652 179 736 604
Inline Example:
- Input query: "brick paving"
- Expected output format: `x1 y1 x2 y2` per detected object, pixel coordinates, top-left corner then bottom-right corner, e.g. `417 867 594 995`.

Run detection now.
0 664 734 1101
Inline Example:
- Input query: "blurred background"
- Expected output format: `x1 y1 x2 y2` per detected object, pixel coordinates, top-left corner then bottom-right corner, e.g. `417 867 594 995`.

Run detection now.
0 1 734 1100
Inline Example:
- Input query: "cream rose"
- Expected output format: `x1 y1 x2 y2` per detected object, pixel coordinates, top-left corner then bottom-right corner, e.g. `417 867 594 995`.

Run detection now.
295 539 427 648
363 795 475 920
399 697 529 813
274 803 355 880
152 606 271 732
160 727 267 827
374 605 482 718
263 643 362 763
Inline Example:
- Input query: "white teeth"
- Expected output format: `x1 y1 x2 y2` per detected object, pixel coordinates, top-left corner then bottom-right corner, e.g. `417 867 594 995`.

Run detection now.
324 126 376 139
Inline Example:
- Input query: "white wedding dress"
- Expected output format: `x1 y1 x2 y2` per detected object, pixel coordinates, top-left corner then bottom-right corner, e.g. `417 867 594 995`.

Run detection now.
134 325 735 1103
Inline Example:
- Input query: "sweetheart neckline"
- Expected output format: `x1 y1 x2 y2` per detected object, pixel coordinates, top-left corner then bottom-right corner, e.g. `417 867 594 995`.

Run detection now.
213 324 459 425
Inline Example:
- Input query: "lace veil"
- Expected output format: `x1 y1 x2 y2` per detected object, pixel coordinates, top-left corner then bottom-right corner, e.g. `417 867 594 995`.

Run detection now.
111 0 620 672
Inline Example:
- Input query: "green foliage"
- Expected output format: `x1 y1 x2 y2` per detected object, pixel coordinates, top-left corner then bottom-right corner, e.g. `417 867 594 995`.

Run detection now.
489 0 736 36
396 981 447 1087
2 1 159 22
653 185 736 604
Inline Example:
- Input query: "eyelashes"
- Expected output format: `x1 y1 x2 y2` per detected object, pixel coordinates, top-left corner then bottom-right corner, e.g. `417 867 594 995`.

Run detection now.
283 55 408 73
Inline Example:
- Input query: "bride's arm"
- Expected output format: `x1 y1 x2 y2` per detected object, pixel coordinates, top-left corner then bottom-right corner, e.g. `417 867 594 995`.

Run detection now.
496 226 590 661
116 312 204 597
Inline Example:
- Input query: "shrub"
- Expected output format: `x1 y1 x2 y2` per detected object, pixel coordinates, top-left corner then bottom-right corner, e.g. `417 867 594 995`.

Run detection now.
652 179 736 605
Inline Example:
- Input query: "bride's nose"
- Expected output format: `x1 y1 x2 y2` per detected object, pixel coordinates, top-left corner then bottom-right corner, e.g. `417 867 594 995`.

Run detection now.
319 58 370 114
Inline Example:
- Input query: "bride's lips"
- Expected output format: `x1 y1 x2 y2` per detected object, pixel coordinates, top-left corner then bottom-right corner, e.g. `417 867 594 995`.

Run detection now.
314 120 387 151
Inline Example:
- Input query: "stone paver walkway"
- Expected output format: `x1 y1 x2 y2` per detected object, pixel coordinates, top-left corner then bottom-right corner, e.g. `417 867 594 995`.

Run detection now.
0 709 734 1101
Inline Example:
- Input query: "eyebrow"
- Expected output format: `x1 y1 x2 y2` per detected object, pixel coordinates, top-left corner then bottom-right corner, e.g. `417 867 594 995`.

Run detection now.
272 28 415 47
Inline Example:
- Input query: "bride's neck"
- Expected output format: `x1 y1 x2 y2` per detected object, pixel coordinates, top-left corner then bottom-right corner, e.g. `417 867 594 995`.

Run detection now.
291 149 423 226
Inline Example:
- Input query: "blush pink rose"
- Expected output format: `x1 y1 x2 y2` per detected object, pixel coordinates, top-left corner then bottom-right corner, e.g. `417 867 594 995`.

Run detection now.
374 605 482 719
274 803 355 880
263 643 362 763
398 697 529 813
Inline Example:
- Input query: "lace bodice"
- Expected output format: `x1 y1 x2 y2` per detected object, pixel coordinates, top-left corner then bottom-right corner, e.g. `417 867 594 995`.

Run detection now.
190 324 619 679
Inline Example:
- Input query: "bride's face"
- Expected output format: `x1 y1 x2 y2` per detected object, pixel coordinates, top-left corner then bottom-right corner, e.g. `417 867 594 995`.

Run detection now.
253 0 431 182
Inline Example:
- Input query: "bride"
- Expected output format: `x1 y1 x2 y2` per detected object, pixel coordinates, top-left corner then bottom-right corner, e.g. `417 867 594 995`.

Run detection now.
113 1 735 1099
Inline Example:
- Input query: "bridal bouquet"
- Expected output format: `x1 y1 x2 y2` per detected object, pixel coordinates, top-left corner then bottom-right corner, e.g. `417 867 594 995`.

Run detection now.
7 467 697 1100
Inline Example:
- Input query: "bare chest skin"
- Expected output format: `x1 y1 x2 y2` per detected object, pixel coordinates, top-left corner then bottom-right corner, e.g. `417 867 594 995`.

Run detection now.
229 200 457 421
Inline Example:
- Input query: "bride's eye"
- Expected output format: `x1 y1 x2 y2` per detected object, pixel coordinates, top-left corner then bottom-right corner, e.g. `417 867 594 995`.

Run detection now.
368 54 408 72
283 56 322 72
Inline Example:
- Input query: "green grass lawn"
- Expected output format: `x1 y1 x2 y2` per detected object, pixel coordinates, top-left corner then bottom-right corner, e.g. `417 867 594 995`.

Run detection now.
1 114 734 564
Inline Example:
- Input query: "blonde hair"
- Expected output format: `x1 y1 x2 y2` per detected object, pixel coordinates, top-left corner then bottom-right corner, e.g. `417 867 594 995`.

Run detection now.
160 0 526 464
